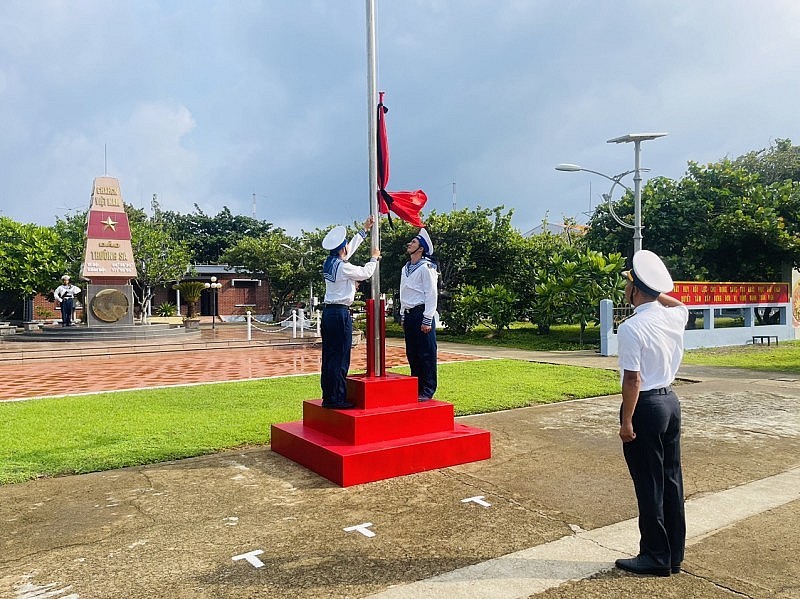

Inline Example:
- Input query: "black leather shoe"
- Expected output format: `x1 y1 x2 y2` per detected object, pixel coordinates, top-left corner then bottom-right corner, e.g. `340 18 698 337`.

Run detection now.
615 556 670 577
321 402 355 410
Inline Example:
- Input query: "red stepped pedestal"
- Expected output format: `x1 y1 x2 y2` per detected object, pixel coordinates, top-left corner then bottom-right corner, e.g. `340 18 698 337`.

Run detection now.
271 373 491 487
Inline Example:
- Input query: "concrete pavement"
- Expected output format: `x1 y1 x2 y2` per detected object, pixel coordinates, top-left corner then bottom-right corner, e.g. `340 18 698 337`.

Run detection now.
0 339 798 598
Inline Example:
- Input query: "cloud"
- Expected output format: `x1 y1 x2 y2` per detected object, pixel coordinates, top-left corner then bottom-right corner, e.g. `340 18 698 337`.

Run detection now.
1 0 799 237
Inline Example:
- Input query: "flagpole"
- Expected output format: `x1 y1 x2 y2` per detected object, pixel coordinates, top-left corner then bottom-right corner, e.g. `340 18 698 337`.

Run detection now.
366 0 382 376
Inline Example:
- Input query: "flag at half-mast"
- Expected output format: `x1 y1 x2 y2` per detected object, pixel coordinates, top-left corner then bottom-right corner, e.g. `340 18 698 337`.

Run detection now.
377 92 427 227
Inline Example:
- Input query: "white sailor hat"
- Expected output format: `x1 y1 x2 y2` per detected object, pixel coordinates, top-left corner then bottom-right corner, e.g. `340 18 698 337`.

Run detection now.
322 225 348 251
61 274 71 281
415 228 433 255
624 250 674 296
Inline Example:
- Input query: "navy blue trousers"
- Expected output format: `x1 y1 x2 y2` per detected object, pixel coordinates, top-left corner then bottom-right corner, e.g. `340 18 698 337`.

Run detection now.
403 308 437 398
61 298 74 326
621 390 686 568
320 305 352 406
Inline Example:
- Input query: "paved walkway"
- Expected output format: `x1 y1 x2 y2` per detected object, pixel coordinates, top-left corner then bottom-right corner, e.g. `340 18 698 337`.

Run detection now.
0 330 480 401
1 331 798 599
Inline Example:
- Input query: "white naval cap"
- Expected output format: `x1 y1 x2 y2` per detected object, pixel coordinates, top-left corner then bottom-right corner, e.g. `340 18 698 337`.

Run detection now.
322 225 347 250
61 274 71 281
416 228 433 255
626 249 674 296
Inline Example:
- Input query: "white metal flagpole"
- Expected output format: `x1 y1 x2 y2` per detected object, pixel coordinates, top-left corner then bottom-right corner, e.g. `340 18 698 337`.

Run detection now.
366 0 382 375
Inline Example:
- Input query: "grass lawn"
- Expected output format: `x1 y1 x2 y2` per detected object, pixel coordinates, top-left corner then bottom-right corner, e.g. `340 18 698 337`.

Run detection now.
387 319 800 371
385 320 602 351
684 339 800 374
0 359 620 485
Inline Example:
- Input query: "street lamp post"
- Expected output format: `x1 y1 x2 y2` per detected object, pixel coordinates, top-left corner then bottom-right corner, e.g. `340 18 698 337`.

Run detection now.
606 133 667 253
204 276 222 330
556 132 667 254
555 163 639 235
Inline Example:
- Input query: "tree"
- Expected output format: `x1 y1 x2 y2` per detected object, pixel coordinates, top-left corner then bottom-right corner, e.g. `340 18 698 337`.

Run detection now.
127 207 194 321
376 207 525 324
732 138 800 185
160 206 276 264
584 159 800 281
516 227 626 337
222 230 312 320
173 281 206 318
0 217 68 319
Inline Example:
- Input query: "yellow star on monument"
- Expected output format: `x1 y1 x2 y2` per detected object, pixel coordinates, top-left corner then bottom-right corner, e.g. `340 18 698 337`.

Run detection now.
101 216 118 231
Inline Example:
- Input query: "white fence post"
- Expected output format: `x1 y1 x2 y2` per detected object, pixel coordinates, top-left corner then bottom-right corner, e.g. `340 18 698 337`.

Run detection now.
246 310 252 341
599 299 616 357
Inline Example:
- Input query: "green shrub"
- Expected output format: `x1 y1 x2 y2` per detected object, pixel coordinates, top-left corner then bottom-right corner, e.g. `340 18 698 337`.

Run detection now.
481 283 516 335
155 302 177 317
446 285 482 334
35 306 54 320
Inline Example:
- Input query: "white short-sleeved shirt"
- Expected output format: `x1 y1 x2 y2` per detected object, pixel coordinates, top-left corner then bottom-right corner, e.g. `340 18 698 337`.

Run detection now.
617 301 689 390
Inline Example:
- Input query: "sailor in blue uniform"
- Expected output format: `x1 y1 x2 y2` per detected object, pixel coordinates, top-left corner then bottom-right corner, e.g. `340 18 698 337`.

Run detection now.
320 216 379 409
399 228 438 401
615 250 689 577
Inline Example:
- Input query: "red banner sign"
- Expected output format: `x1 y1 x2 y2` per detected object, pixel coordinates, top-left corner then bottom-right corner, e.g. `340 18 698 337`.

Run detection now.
669 282 790 305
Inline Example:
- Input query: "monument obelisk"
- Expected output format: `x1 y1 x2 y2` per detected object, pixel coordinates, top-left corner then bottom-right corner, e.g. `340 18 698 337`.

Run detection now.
80 177 138 327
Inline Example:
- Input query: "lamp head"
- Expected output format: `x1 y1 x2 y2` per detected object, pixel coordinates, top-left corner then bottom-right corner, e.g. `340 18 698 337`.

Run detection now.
555 163 582 172
606 133 668 144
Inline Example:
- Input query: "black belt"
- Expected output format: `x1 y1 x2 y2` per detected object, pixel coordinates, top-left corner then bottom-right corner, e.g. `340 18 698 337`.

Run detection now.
324 303 349 310
403 304 424 314
639 387 672 397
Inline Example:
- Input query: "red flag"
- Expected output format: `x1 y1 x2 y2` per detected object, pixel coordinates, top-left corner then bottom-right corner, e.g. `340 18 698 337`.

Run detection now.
377 92 427 227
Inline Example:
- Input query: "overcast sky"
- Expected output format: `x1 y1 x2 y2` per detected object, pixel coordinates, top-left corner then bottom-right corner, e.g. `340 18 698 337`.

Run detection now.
2 0 799 236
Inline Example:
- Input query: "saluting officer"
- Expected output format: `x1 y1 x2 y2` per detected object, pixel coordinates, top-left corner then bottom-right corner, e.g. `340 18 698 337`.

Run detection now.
320 216 380 409
615 250 689 577
399 228 438 401
53 275 82 327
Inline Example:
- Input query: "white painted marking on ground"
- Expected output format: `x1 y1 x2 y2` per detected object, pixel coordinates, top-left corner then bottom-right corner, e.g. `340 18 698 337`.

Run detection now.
344 522 376 538
461 495 492 508
126 540 147 549
224 516 239 526
367 467 800 599
14 579 79 599
232 549 265 568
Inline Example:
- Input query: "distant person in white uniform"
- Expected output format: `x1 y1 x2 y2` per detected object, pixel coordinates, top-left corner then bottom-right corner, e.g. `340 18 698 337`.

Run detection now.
615 250 689 577
53 275 82 327
399 228 438 401
319 216 380 409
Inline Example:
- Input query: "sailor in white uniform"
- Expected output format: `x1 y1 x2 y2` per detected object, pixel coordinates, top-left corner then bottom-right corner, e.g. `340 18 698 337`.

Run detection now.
615 250 689 577
399 228 438 400
320 216 379 409
53 275 82 327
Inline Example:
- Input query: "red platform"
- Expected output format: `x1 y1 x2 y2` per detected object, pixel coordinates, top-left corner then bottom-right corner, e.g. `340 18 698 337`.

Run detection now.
271 373 492 486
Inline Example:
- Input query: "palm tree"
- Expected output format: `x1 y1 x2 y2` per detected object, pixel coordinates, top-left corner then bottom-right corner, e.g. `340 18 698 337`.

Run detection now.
173 281 206 318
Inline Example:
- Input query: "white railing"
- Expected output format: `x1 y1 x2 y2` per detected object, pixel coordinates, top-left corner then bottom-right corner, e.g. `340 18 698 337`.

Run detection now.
600 299 795 356
245 309 321 341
